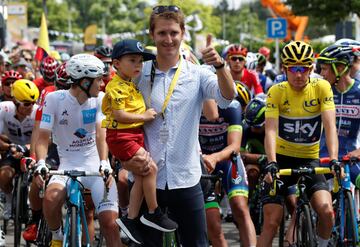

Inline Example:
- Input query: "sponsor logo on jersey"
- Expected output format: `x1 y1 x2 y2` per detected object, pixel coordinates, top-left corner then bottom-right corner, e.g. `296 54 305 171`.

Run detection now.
323 96 334 105
42 114 51 123
74 128 88 139
266 103 276 109
59 119 68 125
62 110 69 116
278 115 322 144
336 105 360 118
82 108 96 124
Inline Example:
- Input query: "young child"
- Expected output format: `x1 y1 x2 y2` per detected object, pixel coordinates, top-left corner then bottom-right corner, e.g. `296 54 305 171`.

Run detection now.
102 39 178 245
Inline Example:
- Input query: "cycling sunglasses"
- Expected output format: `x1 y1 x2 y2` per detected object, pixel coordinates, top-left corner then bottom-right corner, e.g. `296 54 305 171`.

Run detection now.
152 5 180 14
230 56 245 62
15 99 35 107
287 66 311 73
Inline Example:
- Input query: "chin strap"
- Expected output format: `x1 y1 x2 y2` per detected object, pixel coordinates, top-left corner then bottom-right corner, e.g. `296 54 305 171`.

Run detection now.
78 79 94 98
332 63 349 85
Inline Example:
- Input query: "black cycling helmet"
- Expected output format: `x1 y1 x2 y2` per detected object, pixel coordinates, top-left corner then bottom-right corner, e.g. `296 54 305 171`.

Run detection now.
244 97 266 127
94 45 112 63
317 44 355 82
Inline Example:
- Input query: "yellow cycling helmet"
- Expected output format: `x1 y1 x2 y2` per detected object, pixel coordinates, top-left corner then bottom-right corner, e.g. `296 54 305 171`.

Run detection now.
281 41 314 67
235 81 252 107
11 79 39 103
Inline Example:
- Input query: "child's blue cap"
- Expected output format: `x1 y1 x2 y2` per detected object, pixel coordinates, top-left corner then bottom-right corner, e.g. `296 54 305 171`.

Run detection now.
112 39 155 61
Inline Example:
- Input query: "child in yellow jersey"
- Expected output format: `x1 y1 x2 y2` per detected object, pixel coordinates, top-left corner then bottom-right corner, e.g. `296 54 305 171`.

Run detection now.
102 39 178 245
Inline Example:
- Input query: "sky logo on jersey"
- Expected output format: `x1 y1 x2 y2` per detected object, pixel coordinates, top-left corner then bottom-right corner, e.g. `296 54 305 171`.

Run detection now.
279 115 321 144
82 108 96 124
74 128 88 139
42 114 51 123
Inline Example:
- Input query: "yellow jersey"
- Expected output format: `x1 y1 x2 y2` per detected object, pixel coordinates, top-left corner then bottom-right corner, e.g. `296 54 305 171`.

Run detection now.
265 78 335 159
101 74 146 129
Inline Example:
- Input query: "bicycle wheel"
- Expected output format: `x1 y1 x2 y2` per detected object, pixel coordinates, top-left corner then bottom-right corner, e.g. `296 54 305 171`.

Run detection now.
70 206 79 247
278 210 285 247
296 204 315 247
14 175 23 246
343 190 358 247
36 215 52 247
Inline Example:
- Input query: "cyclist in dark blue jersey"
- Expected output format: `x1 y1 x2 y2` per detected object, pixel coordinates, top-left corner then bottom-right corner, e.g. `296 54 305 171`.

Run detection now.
318 44 360 188
199 99 256 247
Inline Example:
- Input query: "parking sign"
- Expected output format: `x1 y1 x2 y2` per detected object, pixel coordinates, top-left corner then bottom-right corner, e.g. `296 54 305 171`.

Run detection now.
266 18 287 39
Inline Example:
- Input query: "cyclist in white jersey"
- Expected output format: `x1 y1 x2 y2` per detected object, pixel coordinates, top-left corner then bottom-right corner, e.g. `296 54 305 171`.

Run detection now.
0 79 39 246
34 54 121 247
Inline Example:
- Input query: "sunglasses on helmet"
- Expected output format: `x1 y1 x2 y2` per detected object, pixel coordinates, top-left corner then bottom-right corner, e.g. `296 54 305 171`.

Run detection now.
230 56 245 62
152 5 180 14
287 66 311 74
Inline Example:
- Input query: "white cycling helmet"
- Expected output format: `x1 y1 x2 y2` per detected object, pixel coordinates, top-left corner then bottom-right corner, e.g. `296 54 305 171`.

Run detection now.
66 54 105 84
246 52 258 70
334 38 360 47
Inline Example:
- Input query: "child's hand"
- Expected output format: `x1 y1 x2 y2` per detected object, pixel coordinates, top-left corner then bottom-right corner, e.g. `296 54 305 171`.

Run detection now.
143 108 157 121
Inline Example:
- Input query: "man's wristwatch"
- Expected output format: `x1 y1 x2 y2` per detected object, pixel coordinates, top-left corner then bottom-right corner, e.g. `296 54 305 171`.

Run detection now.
214 58 225 69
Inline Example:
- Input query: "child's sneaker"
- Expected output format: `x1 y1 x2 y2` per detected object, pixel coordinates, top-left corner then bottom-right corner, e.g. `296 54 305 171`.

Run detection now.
140 207 178 232
116 216 143 245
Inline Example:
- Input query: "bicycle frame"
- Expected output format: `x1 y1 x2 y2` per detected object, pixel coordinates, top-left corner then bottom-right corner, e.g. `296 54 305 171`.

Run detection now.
63 177 91 247
272 166 332 246
320 156 359 246
48 170 103 247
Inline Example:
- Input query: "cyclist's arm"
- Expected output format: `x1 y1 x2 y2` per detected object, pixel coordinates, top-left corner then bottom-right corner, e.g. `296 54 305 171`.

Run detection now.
202 99 219 122
264 117 278 162
347 148 360 159
29 120 40 158
36 128 51 161
96 121 108 161
321 109 338 160
205 128 241 163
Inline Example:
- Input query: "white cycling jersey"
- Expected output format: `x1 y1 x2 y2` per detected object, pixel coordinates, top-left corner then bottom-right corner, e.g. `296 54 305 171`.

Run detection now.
39 90 105 172
0 101 37 145
40 90 118 213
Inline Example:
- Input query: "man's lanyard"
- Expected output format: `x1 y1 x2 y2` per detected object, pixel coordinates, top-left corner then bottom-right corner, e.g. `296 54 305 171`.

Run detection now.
149 57 183 119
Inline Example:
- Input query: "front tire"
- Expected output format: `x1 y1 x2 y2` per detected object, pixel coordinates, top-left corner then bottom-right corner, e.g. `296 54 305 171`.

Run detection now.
296 204 315 247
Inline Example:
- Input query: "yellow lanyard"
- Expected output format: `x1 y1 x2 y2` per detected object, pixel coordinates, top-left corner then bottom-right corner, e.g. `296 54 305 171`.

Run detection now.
149 57 183 119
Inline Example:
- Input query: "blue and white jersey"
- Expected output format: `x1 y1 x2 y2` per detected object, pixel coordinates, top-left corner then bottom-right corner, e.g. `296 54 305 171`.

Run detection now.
39 90 105 171
320 79 360 157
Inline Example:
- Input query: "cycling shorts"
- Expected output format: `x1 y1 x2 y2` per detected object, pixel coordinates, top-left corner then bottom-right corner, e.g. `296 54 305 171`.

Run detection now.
48 175 118 214
106 128 144 161
204 156 249 209
262 154 328 205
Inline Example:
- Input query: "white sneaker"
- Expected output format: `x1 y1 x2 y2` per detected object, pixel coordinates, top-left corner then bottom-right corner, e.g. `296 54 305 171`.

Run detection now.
3 200 11 220
0 229 6 246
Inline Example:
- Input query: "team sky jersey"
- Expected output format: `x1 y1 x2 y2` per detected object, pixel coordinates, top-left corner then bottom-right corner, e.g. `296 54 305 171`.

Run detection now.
320 79 360 157
0 101 37 145
265 78 335 159
242 69 263 95
199 100 242 154
241 123 265 154
39 90 105 171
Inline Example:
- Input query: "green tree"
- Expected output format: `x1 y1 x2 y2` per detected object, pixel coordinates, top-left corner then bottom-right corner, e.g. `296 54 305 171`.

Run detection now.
285 0 360 25
28 0 76 32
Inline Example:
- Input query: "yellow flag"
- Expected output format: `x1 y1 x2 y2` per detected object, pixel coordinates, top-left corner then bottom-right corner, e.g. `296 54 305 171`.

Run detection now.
84 24 97 45
35 12 50 61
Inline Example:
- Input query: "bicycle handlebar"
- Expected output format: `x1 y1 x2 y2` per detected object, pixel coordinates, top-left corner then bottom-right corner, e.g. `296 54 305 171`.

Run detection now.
277 167 331 176
320 156 359 164
48 170 102 177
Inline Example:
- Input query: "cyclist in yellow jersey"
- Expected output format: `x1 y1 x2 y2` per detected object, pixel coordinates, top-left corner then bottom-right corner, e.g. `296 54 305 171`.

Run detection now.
257 41 338 247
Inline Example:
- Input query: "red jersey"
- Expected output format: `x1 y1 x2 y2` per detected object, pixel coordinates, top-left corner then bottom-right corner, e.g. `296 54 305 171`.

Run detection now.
241 69 263 95
35 85 55 121
34 77 54 94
